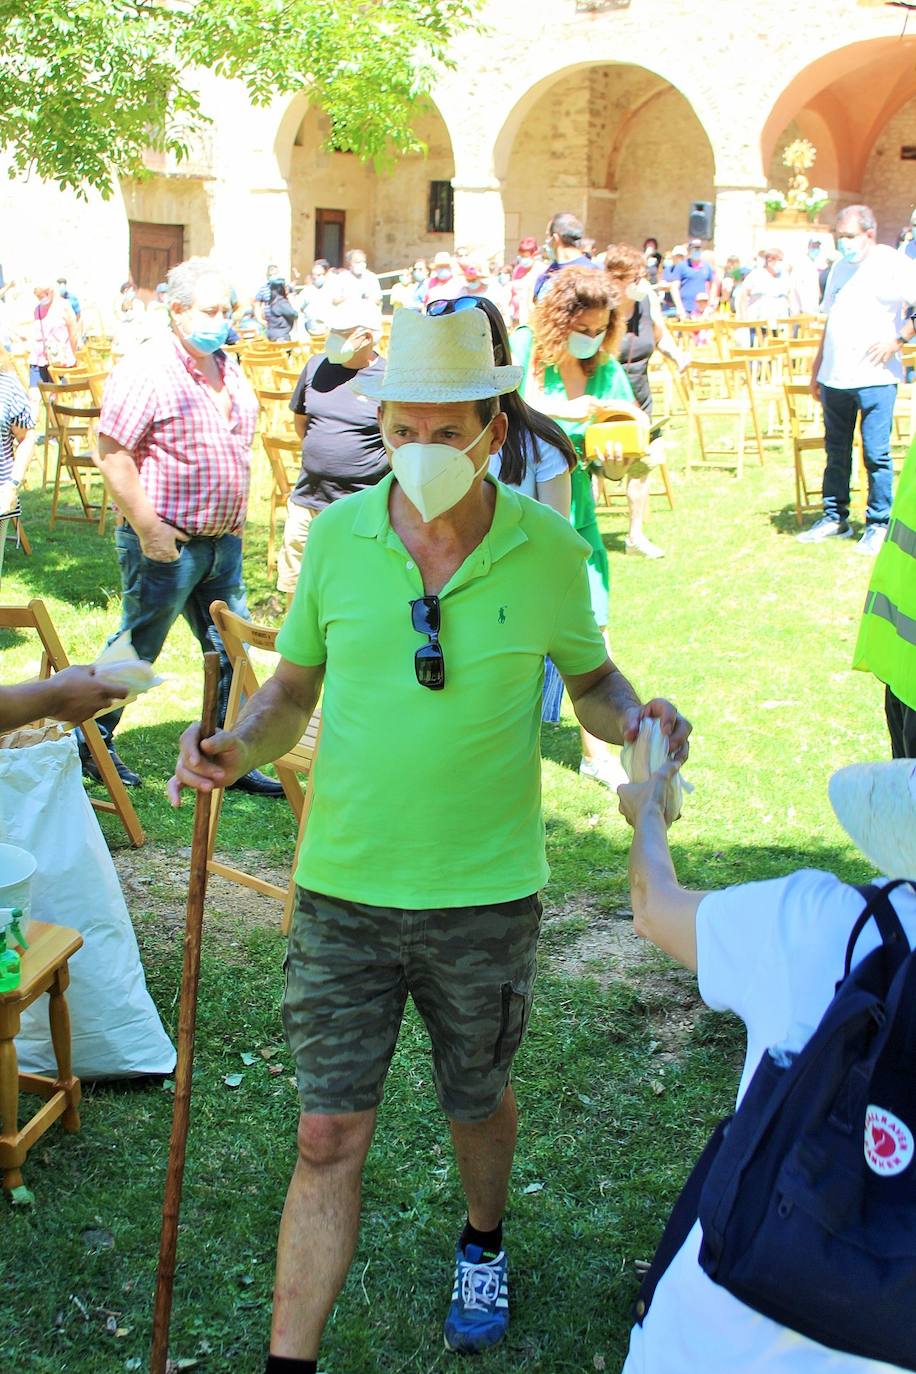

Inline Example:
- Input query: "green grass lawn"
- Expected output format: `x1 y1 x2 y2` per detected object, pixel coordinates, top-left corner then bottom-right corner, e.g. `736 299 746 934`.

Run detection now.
0 426 889 1373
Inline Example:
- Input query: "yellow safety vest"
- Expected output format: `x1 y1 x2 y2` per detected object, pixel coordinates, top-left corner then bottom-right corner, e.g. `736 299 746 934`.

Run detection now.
853 436 916 709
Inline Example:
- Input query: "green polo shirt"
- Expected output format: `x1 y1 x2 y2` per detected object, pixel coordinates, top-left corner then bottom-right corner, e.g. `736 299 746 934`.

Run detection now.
276 472 608 907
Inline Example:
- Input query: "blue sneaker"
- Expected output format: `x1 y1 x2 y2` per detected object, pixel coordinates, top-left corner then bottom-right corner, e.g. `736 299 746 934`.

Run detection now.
443 1242 509 1353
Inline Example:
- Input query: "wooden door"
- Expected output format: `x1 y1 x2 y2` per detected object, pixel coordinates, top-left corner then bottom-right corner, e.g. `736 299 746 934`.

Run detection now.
129 222 184 299
315 209 345 268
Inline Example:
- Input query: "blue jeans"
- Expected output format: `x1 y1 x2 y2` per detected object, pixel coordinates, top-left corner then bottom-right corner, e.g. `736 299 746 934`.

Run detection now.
96 524 249 740
820 383 896 526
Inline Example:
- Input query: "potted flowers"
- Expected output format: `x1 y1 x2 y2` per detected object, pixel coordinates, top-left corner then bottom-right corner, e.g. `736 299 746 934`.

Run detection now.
805 186 828 222
764 189 786 222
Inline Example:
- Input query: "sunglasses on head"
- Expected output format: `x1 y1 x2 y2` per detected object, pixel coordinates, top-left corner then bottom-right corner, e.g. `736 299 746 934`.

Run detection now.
410 595 445 690
426 296 483 319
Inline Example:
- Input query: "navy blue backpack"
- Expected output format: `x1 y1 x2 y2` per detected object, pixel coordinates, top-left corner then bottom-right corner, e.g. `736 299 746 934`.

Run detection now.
635 880 916 1370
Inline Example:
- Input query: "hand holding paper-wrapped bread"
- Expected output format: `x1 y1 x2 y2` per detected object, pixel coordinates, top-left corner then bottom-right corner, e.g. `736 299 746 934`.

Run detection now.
92 632 164 695
620 717 692 826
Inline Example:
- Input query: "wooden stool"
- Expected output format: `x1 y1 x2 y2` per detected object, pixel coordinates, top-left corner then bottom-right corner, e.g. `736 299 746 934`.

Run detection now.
0 920 83 1194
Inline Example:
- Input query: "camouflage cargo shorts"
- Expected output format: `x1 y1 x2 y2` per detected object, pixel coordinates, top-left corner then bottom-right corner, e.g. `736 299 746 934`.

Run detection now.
282 887 543 1121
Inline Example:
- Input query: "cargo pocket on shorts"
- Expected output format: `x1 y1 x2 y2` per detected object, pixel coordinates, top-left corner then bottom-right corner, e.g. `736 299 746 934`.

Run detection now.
493 973 535 1069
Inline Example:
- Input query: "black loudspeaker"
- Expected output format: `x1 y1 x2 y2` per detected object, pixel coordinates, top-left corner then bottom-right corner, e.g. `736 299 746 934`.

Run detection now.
688 201 715 240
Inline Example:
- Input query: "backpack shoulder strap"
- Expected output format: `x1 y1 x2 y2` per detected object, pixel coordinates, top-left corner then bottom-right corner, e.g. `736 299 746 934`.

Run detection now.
843 880 911 982
633 1115 731 1325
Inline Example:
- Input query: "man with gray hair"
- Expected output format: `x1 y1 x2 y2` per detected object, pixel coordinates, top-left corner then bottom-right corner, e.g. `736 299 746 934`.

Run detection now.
85 256 282 795
799 204 916 555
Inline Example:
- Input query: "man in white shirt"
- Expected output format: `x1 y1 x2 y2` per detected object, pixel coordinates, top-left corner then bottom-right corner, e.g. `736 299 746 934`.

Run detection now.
616 754 916 1374
799 204 916 555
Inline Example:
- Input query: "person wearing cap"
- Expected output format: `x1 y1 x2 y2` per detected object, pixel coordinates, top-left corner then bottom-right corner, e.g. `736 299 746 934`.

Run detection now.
169 305 691 1372
669 239 717 318
532 211 602 304
276 298 387 602
617 754 916 1373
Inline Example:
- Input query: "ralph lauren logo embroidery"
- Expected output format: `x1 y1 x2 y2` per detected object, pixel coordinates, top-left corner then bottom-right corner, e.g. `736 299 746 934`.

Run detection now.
498 606 507 624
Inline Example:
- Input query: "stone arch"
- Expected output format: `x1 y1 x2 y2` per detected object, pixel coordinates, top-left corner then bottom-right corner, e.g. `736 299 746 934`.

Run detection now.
497 62 715 257
274 93 455 275
761 34 916 229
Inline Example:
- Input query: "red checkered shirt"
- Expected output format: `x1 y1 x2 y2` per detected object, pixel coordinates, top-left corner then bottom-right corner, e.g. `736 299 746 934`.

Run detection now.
99 333 258 536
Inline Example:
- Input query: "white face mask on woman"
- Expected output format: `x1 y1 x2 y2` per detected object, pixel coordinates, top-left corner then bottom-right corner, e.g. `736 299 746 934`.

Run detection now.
384 422 492 523
567 330 604 360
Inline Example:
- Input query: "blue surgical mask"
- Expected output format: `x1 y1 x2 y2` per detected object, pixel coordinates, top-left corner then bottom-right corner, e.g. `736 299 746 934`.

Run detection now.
837 236 866 265
179 317 230 354
567 330 604 360
518 256 533 268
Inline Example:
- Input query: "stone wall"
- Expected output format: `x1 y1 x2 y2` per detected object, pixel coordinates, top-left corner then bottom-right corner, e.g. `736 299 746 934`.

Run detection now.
861 95 916 244
0 0 913 310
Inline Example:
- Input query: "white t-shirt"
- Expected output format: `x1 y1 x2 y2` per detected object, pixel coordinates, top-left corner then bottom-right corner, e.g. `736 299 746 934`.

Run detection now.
489 432 569 500
623 868 916 1374
818 245 916 390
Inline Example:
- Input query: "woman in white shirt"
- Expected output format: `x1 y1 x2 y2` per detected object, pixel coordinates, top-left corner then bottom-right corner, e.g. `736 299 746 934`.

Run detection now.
617 756 916 1374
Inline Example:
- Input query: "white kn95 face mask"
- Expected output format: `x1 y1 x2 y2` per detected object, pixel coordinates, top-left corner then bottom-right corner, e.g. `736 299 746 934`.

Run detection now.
384 422 492 523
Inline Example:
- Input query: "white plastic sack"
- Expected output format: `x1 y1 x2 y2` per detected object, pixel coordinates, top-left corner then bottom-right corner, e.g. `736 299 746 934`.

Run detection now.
621 717 691 826
0 734 175 1078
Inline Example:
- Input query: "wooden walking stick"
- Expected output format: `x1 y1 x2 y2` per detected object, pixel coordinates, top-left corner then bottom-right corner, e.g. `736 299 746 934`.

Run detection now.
151 652 221 1374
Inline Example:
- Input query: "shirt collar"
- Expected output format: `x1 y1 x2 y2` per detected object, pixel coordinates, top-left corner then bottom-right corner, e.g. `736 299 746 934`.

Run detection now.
353 471 528 570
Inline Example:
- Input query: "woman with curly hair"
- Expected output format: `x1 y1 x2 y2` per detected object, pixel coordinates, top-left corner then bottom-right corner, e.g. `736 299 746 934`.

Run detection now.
511 264 637 789
605 241 689 558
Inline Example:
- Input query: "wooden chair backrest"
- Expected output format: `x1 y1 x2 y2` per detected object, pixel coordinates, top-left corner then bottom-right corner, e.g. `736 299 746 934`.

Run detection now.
685 356 753 399
262 434 300 501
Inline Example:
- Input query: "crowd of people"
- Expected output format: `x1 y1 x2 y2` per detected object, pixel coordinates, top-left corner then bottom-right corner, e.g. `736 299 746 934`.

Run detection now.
2 198 916 1374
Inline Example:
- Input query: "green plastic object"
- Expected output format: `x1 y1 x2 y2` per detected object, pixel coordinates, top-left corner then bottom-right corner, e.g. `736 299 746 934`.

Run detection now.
0 906 27 953
0 948 21 993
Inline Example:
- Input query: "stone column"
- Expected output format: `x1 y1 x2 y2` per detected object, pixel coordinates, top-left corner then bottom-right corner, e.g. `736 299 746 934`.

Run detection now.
713 182 766 262
451 178 506 264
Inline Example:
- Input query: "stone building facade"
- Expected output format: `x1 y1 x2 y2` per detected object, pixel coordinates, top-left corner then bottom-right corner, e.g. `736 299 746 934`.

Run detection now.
1 0 914 314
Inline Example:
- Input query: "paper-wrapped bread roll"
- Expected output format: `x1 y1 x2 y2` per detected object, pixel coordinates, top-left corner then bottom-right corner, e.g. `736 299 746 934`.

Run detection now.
621 717 689 825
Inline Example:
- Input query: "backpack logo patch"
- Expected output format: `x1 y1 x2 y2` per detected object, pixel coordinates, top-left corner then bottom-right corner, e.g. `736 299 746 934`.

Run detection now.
864 1106 913 1176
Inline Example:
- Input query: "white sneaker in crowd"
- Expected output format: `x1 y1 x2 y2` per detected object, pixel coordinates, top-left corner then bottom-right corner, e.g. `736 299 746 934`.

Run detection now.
625 534 665 558
579 755 629 790
856 525 887 556
796 515 853 543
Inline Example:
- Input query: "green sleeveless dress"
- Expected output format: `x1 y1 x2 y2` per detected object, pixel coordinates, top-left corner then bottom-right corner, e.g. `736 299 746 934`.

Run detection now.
510 326 636 628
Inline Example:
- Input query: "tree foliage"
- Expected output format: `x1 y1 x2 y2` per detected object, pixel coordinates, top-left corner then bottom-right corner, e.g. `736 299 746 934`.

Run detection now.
0 0 479 197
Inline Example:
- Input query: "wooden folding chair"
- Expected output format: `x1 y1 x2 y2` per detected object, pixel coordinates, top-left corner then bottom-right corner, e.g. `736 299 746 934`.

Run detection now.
713 316 755 358
729 343 790 442
273 365 303 389
43 376 109 533
0 599 144 846
255 384 295 439
261 434 302 576
667 319 720 362
784 382 827 527
205 600 321 934
682 358 766 478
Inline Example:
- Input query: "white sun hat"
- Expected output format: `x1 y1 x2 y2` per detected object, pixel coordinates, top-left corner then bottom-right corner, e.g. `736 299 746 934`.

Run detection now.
828 760 916 879
325 297 382 334
351 307 521 403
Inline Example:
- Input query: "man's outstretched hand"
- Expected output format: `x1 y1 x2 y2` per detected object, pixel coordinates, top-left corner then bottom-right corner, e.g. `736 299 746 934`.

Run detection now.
167 724 249 807
622 698 691 761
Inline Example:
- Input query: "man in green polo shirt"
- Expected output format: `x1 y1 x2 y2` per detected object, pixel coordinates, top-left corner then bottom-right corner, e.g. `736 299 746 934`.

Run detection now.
169 307 691 1374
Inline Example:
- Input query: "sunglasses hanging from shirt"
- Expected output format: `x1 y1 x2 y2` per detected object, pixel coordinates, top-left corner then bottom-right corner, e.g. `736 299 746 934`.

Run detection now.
410 594 445 690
